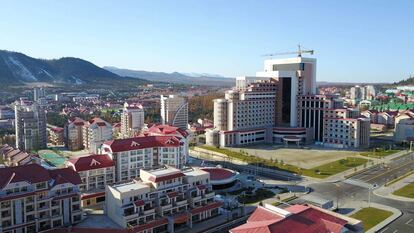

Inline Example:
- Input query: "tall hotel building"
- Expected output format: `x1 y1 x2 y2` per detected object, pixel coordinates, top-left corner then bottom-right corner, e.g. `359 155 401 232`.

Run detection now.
15 103 47 151
160 95 189 130
206 56 370 148
207 57 317 147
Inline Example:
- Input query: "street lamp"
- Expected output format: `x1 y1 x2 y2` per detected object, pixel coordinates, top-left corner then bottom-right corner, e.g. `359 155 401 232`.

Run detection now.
334 183 340 210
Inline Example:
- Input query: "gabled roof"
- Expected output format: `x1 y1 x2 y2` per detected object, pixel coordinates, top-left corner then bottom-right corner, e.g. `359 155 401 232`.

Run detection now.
68 154 115 172
0 164 50 189
49 168 82 186
69 117 86 126
230 205 349 233
51 127 64 133
147 124 189 138
0 164 82 191
103 136 183 153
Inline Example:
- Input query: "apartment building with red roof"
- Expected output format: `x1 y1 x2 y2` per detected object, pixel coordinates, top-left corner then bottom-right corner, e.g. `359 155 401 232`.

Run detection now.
67 154 115 207
102 135 187 182
64 117 86 151
0 164 83 233
83 117 113 154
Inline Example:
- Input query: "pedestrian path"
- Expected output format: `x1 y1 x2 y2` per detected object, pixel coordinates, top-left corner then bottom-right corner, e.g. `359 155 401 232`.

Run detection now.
374 173 414 202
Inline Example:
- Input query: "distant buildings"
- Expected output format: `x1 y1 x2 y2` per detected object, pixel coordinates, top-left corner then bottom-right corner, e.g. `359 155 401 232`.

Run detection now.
0 106 14 119
105 166 221 232
14 103 47 151
48 127 64 145
0 164 83 233
65 117 86 151
33 87 46 102
120 102 145 138
322 109 370 149
206 56 370 148
230 204 363 233
394 110 414 143
350 85 376 102
160 95 188 130
0 144 40 167
83 118 113 154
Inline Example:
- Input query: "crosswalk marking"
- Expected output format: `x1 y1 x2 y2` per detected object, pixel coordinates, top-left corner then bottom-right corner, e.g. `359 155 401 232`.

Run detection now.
343 179 373 189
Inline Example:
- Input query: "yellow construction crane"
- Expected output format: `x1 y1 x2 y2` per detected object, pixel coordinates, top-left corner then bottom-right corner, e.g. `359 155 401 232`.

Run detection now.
262 45 314 58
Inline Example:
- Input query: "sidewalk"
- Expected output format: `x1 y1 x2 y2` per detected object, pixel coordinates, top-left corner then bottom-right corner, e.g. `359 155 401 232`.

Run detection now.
335 200 401 233
365 202 402 233
373 173 414 202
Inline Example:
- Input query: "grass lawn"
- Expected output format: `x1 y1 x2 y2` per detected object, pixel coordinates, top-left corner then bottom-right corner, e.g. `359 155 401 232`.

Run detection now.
360 149 400 158
351 207 393 230
393 182 414 199
198 146 368 179
237 188 275 204
302 157 369 179
272 196 297 206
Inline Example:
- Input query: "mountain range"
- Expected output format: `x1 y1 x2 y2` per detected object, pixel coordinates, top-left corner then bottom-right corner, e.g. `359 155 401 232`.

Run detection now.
0 50 234 88
0 50 148 87
103 66 234 86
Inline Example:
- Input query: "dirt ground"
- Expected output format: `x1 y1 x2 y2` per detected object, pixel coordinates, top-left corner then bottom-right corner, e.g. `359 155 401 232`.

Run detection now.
227 144 360 169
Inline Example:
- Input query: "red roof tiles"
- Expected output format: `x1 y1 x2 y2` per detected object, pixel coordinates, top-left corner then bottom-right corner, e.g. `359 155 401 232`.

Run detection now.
147 124 189 138
0 164 81 189
190 201 222 215
230 205 349 233
201 167 236 181
68 154 115 172
104 136 182 153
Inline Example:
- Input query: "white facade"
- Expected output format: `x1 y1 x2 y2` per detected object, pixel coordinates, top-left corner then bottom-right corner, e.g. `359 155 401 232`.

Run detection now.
207 57 317 147
105 166 220 231
121 102 145 138
160 95 188 130
102 136 188 182
323 109 370 149
14 103 47 151
83 118 113 154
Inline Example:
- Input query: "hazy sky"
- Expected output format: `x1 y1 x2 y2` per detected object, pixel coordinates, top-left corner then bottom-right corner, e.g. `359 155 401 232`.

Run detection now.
1 0 413 82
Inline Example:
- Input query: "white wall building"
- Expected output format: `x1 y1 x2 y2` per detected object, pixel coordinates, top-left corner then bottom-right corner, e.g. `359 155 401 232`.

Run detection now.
102 135 188 182
121 102 145 138
105 166 221 232
161 95 188 130
83 118 113 154
15 103 47 151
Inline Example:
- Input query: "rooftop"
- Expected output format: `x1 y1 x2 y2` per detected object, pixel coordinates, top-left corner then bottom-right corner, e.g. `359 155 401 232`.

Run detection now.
112 181 150 194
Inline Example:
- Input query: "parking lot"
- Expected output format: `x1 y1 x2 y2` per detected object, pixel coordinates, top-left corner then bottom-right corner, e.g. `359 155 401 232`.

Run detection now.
227 144 360 169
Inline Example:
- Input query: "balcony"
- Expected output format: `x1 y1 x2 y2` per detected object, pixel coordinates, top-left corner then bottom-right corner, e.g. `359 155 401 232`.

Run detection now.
160 203 172 210
25 205 35 213
37 203 50 211
203 192 215 199
143 208 155 216
38 212 50 220
1 211 11 218
190 195 201 202
176 200 188 207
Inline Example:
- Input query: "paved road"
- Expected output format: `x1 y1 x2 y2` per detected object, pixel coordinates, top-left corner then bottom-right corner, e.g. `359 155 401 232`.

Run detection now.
349 154 414 186
307 154 414 232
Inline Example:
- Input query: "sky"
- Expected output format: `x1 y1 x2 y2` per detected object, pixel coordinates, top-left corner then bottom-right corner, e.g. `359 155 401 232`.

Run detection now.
0 0 413 83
